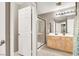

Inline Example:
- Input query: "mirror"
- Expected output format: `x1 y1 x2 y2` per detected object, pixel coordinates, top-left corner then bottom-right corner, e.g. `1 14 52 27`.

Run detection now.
54 17 67 35
54 16 75 35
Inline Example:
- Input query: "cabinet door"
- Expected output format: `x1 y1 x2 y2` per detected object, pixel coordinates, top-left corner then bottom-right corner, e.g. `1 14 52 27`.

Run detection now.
55 36 65 50
47 36 56 48
60 37 65 50
51 36 56 48
65 37 73 52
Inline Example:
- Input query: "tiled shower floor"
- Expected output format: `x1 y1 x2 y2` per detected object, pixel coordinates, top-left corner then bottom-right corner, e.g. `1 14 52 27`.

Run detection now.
37 45 72 56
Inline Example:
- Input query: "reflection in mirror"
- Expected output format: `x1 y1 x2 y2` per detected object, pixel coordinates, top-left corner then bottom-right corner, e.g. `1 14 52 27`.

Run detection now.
54 17 67 35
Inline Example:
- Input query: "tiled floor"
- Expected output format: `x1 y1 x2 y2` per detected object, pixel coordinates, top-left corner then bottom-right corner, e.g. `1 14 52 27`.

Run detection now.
37 45 73 56
14 44 72 56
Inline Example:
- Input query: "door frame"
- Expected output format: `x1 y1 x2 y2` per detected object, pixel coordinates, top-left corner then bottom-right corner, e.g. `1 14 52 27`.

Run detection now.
5 2 10 56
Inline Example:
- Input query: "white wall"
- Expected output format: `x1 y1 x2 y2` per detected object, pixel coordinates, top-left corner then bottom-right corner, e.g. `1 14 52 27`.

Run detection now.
67 18 74 35
0 2 6 55
13 4 19 52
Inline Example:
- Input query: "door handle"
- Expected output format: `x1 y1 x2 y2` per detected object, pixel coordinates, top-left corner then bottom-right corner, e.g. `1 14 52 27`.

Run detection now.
0 40 5 46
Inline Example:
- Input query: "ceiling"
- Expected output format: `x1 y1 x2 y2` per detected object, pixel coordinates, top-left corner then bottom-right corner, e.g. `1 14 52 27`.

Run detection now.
36 2 75 14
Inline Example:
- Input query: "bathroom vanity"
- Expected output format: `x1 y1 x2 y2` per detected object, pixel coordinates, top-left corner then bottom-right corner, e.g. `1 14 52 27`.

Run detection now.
47 34 73 53
47 11 74 53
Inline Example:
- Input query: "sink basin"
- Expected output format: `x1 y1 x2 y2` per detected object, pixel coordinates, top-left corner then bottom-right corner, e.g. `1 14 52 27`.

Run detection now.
48 33 55 36
48 33 63 36
56 33 63 36
65 34 73 37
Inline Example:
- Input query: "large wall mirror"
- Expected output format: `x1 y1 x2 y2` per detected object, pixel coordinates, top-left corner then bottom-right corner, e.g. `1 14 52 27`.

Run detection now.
54 16 74 35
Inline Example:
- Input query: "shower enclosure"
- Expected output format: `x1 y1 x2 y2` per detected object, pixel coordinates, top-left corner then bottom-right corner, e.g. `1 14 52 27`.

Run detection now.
37 17 46 49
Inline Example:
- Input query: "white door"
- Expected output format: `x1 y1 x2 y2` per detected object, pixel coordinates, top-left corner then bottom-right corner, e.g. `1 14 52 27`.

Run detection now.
18 6 32 56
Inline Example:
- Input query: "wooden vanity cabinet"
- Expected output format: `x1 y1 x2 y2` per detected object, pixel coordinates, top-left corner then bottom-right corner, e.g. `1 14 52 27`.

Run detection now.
47 36 73 53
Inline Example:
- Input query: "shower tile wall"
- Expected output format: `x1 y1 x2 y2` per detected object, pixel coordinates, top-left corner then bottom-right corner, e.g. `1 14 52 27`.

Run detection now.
74 3 79 56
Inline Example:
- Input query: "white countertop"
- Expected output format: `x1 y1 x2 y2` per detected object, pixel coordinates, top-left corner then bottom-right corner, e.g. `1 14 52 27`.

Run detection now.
48 33 74 37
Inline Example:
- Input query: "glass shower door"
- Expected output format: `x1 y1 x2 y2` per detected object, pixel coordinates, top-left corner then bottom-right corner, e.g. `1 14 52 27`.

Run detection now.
37 18 46 49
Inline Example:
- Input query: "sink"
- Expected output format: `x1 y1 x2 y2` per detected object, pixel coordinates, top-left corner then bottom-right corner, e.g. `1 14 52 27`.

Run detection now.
56 33 63 36
48 33 55 36
65 34 73 37
48 33 63 36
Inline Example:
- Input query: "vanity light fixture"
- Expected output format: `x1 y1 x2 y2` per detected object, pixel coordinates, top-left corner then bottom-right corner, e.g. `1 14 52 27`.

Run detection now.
56 10 75 16
56 2 62 6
